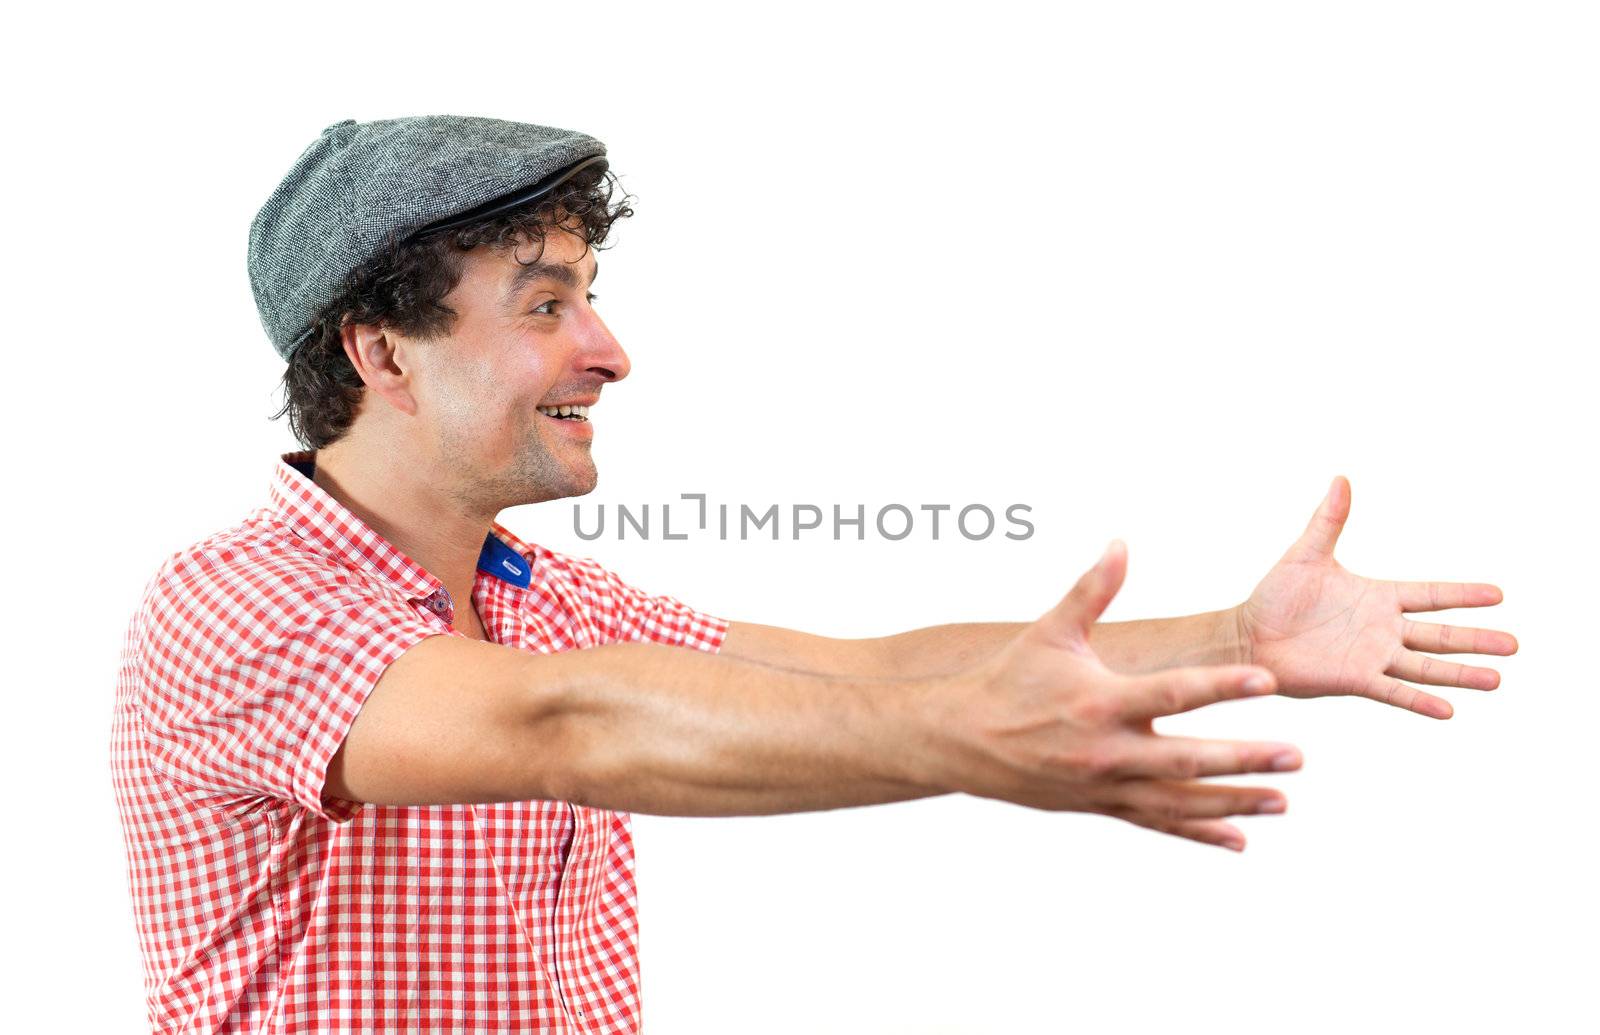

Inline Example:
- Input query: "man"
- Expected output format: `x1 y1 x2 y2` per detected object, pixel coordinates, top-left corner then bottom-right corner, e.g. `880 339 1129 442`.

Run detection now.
110 115 1516 1033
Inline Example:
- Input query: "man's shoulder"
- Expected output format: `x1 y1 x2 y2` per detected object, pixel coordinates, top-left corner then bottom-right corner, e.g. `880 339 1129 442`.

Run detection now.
142 509 399 617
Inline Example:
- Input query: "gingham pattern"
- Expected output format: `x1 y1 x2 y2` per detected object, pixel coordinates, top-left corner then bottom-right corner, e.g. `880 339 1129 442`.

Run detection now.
110 451 729 1033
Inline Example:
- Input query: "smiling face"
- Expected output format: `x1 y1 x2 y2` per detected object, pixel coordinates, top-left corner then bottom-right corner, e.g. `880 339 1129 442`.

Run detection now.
402 220 631 509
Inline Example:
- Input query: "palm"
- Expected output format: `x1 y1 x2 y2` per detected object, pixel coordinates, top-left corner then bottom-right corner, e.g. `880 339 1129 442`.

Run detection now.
1235 477 1517 719
1242 555 1403 698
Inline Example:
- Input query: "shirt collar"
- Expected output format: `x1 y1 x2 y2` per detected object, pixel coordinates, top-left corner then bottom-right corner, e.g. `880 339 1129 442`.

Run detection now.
269 450 534 601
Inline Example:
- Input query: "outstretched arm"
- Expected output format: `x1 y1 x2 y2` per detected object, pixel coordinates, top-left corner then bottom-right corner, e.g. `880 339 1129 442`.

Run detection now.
330 542 1295 849
721 476 1518 719
719 609 1243 681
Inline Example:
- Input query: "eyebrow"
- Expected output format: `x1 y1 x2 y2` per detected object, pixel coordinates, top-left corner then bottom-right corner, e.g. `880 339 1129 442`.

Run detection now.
501 257 599 313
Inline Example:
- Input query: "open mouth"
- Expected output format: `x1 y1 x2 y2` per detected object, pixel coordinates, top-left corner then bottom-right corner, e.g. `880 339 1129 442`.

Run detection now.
536 404 589 423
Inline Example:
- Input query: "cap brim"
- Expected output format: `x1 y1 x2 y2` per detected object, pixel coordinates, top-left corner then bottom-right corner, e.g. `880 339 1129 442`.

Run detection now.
403 154 609 241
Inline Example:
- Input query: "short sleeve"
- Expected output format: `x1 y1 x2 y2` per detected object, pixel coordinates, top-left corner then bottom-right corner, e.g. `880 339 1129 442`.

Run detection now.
542 551 729 653
134 547 446 824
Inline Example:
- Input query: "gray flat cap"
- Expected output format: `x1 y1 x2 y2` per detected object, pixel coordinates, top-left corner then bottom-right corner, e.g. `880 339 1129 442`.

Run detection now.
248 115 608 361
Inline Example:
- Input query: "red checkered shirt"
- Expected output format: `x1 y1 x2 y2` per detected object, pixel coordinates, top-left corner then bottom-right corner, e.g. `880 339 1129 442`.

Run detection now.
110 451 730 1033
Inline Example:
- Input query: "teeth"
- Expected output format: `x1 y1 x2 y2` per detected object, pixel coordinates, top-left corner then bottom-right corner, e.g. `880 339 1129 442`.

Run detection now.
537 404 590 420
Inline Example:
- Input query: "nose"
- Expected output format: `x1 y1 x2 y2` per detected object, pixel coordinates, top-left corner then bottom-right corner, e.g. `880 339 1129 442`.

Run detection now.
581 309 631 384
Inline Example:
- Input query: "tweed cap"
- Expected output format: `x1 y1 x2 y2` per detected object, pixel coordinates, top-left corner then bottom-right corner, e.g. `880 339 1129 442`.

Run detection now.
248 115 608 361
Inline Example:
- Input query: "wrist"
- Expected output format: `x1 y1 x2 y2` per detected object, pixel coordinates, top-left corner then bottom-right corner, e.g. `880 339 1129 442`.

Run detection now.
1224 603 1253 666
901 671 984 796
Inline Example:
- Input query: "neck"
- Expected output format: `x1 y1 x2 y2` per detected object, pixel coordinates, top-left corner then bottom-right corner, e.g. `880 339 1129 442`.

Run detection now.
308 436 493 618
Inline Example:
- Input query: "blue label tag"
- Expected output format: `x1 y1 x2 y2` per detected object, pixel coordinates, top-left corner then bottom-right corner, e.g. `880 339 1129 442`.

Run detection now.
477 532 532 588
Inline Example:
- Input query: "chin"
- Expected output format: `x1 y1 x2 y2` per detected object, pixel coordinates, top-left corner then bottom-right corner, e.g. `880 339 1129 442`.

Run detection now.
571 467 600 496
551 463 599 501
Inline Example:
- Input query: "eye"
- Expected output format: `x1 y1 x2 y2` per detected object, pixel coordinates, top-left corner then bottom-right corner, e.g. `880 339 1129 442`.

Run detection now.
531 293 598 315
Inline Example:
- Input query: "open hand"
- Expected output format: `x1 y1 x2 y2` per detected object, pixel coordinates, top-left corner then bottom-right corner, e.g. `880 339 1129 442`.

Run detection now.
1235 476 1518 719
953 540 1299 852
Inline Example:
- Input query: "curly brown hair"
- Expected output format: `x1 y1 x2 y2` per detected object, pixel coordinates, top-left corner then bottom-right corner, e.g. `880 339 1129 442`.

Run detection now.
271 162 635 449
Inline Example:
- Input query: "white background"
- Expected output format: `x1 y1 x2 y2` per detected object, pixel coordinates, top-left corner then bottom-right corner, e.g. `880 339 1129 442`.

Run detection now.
5 1 1595 1032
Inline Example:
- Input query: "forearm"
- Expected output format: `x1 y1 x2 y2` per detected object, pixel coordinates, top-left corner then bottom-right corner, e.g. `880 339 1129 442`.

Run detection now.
874 608 1245 679
538 641 954 817
1091 607 1247 674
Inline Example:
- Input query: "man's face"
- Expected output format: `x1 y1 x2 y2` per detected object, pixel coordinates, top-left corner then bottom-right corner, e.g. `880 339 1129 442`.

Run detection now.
405 222 630 510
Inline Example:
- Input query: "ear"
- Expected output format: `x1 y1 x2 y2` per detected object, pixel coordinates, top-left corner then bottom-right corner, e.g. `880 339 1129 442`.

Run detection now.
341 318 420 418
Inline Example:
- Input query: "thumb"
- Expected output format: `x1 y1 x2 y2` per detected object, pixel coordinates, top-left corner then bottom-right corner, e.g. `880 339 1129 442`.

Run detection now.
1289 474 1351 561
1040 539 1128 641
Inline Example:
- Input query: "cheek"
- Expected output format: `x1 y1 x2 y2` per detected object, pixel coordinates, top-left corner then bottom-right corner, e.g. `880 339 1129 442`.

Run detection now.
503 344 562 388
425 335 559 427
424 366 501 437
451 354 524 412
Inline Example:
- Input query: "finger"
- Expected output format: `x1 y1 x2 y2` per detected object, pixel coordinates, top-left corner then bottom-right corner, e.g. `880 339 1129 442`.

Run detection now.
1364 675 1454 719
1040 539 1128 641
1402 619 1519 656
1286 475 1350 562
1385 646 1501 690
1099 735 1303 781
1120 664 1278 720
1116 812 1249 852
1107 779 1287 821
1393 581 1505 613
